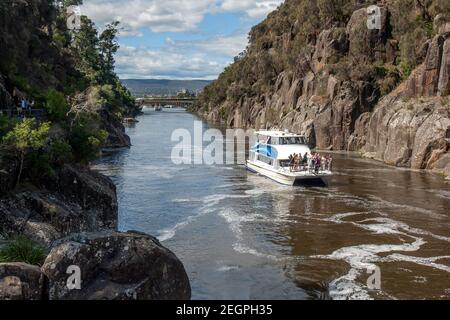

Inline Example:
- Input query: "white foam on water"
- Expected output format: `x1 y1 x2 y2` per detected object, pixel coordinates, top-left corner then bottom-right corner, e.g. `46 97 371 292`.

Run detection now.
217 265 241 272
215 182 250 189
315 237 425 300
312 202 450 299
157 212 204 242
219 208 282 261
158 193 254 242
359 217 450 242
325 212 369 223
382 254 450 273
413 276 427 283
172 198 203 203
311 205 441 299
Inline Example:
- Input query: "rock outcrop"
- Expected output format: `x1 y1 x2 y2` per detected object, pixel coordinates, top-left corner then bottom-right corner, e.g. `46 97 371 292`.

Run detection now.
0 263 48 300
0 164 118 246
41 231 191 300
349 31 450 176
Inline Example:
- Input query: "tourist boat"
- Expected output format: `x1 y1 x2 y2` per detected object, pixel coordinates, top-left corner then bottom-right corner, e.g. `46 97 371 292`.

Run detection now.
246 130 332 186
155 106 163 111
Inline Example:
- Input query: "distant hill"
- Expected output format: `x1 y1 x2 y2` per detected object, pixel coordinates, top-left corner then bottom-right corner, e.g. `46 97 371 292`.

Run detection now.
121 79 212 96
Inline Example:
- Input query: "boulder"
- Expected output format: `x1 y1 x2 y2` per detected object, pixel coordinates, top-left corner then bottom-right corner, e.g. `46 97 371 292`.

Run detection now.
41 231 191 300
46 164 118 226
0 263 48 300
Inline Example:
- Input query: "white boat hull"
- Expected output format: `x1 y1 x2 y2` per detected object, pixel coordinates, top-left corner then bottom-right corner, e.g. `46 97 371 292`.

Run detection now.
246 160 331 186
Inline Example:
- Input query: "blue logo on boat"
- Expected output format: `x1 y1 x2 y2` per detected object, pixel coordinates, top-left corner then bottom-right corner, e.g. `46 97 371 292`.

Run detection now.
251 143 278 158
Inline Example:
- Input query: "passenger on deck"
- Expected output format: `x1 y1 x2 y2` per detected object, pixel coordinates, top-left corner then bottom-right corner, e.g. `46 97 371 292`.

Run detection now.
327 155 333 171
314 154 321 174
289 154 295 171
295 153 301 171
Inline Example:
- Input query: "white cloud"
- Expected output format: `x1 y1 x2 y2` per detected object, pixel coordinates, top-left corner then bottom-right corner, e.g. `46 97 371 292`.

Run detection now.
219 0 282 18
174 33 249 57
116 46 227 79
81 0 283 33
81 0 215 33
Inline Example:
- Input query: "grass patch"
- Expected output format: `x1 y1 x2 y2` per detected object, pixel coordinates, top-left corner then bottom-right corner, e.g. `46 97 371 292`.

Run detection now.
0 238 47 266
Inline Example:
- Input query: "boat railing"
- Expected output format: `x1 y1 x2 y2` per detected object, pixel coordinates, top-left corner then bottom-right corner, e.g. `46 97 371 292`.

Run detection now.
281 165 332 174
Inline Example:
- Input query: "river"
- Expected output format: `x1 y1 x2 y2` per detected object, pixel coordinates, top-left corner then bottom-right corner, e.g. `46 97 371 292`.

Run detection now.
93 108 450 300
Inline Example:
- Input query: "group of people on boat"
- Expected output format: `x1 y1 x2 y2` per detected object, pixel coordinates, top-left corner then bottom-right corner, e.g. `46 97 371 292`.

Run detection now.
288 152 332 174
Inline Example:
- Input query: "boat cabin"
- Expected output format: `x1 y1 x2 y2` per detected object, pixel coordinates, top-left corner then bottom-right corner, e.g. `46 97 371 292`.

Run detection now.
251 131 310 170
256 131 307 146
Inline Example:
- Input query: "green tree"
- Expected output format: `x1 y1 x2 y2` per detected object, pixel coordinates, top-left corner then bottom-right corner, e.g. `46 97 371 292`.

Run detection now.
45 89 69 121
68 114 108 163
71 16 101 83
3 119 51 187
99 21 120 84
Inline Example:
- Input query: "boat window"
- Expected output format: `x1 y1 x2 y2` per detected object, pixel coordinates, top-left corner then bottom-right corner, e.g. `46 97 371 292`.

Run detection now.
270 137 279 145
258 135 267 143
279 137 306 145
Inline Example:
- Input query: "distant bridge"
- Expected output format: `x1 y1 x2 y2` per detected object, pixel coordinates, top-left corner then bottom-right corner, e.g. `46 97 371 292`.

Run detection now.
136 97 196 108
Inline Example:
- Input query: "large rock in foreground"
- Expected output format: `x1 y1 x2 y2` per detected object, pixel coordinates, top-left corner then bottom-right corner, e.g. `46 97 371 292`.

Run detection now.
0 263 48 300
41 231 191 300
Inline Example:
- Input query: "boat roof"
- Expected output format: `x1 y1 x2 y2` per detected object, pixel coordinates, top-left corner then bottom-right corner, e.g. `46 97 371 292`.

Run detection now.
255 130 305 138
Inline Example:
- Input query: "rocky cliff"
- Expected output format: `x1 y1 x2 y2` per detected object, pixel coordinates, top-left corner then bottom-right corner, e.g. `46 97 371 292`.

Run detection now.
194 0 450 179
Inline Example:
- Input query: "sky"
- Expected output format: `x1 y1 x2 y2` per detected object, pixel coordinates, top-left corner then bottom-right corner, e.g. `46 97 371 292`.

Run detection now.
80 0 284 80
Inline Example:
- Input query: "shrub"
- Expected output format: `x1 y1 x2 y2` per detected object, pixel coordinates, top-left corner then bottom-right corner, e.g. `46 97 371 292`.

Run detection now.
2 119 51 187
28 152 54 182
0 238 47 266
69 114 108 163
45 89 69 121
400 61 413 79
50 140 74 164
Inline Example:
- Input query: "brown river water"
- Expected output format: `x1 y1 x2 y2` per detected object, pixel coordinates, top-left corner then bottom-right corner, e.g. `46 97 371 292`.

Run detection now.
94 109 450 300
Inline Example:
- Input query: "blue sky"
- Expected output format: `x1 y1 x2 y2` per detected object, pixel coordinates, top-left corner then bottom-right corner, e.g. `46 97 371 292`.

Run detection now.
80 0 283 79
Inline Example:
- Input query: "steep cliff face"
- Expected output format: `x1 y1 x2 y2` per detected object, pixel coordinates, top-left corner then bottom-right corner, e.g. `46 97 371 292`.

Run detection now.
194 0 449 178
351 32 450 177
